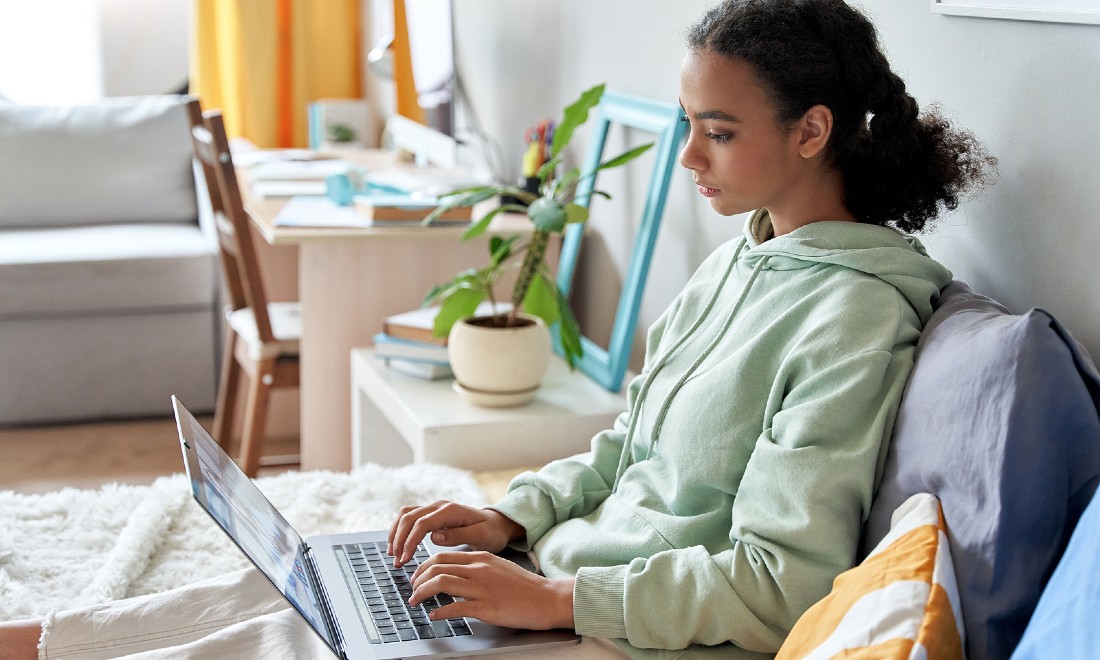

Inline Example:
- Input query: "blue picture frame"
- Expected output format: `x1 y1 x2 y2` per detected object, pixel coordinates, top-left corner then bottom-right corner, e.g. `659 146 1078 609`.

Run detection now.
553 90 688 392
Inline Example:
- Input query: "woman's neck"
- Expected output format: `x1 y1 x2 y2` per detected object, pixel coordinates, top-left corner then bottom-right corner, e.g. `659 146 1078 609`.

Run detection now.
766 166 856 236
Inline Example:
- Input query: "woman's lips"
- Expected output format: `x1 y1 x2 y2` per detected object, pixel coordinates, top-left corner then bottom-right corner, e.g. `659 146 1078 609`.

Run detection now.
697 184 720 198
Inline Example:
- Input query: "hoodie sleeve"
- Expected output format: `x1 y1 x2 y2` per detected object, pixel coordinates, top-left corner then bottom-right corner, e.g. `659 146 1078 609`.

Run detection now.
572 342 917 652
490 297 685 551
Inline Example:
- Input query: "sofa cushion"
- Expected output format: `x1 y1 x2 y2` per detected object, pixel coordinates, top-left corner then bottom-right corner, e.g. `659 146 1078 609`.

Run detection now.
861 281 1100 660
1010 485 1100 659
0 224 217 318
778 493 964 659
0 95 197 229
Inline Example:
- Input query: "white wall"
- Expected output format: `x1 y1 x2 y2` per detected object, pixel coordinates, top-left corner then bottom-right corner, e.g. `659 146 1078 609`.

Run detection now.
99 0 190 96
865 3 1100 358
453 0 1100 367
0 0 188 102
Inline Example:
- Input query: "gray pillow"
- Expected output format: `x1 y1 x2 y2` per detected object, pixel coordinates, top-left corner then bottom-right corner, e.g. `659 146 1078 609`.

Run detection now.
862 281 1100 660
0 95 197 229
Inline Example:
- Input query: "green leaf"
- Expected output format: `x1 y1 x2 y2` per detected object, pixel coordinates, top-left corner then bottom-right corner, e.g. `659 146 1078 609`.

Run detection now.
569 144 656 208
422 188 498 226
535 156 561 183
422 281 453 306
527 197 568 233
521 272 559 327
489 235 518 266
553 167 582 199
461 207 503 240
564 203 589 224
597 142 653 172
555 288 583 369
550 83 605 160
432 287 486 338
574 188 612 207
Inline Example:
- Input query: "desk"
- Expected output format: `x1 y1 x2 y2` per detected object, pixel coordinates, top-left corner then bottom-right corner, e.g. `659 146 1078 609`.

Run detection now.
242 149 536 471
351 349 627 470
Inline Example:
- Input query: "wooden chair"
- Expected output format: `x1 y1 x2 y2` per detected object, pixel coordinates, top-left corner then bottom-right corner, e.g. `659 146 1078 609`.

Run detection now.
185 98 301 477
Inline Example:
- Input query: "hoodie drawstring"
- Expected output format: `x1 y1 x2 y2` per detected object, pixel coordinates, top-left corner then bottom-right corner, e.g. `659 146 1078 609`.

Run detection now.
647 256 767 457
611 239 763 490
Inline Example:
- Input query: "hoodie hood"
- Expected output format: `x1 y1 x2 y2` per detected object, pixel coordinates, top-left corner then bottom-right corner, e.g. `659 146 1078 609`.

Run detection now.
742 209 952 324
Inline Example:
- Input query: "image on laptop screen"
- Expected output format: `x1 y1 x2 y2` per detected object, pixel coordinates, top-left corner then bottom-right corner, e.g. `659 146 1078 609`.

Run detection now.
180 411 333 646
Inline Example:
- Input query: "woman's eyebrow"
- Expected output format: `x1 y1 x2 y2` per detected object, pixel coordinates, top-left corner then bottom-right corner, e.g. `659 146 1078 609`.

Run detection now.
679 100 740 123
696 109 740 122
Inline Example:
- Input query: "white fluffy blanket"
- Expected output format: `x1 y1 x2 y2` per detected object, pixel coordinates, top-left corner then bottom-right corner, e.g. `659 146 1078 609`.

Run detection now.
0 464 487 622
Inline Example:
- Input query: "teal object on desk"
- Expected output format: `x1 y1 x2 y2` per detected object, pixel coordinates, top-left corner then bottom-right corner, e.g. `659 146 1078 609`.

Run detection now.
553 91 688 392
326 172 357 206
325 172 418 207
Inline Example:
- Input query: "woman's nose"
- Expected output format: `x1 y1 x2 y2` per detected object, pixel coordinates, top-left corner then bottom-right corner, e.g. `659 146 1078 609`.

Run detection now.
679 136 703 172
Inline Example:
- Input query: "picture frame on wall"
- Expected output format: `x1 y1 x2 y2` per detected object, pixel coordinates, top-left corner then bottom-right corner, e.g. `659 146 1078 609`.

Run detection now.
931 0 1100 25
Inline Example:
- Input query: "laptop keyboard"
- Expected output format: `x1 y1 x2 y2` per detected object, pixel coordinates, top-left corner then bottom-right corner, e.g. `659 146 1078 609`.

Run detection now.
338 542 473 644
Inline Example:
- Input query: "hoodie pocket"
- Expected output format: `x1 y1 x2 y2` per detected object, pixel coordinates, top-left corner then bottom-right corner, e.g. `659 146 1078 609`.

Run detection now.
534 494 676 575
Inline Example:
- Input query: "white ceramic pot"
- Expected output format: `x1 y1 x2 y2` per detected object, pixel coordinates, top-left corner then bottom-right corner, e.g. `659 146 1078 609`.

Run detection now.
447 313 551 407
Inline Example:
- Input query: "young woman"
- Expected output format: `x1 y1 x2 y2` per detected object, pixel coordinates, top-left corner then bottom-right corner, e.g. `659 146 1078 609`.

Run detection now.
387 0 993 655
0 0 993 657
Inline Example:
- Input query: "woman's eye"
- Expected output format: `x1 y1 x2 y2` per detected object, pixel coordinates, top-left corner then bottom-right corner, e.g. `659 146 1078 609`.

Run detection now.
706 132 732 143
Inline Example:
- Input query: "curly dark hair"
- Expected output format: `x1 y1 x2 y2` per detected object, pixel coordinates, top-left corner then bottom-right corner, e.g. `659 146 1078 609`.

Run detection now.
687 0 996 233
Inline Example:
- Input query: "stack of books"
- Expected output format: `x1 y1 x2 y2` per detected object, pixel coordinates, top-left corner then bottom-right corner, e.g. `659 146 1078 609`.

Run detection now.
373 301 510 380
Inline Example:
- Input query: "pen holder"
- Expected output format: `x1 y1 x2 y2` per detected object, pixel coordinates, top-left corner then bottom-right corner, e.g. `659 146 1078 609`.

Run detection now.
499 176 541 209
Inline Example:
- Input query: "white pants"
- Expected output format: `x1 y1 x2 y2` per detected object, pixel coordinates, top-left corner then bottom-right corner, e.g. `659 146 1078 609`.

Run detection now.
39 568 625 659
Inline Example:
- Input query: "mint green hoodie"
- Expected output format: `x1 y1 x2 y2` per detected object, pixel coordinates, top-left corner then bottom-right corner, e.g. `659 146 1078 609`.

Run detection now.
492 210 953 658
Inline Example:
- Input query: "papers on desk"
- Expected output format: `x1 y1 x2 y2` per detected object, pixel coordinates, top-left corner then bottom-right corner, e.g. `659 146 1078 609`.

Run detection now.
271 195 471 229
248 159 354 182
251 180 329 199
272 196 371 228
364 169 488 198
230 146 341 167
247 159 358 199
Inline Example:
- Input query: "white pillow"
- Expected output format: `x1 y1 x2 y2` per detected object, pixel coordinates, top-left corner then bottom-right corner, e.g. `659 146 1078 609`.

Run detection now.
777 493 965 659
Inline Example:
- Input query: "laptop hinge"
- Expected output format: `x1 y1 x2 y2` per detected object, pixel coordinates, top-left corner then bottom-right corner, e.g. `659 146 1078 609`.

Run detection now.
305 545 349 659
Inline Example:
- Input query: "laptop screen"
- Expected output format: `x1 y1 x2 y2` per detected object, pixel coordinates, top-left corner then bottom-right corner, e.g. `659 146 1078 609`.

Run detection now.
173 400 335 649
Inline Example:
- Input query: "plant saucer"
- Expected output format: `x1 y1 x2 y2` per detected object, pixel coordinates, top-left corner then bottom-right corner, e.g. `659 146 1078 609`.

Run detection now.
452 381 539 408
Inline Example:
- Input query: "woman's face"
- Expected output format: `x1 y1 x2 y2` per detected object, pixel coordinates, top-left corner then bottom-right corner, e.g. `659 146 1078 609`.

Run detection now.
679 49 805 217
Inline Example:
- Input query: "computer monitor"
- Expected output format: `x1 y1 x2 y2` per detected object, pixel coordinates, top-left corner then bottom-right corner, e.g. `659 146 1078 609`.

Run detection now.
367 0 455 139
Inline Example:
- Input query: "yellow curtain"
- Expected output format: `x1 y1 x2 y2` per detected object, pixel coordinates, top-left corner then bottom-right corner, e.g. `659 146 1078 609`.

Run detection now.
191 0 362 148
391 0 424 125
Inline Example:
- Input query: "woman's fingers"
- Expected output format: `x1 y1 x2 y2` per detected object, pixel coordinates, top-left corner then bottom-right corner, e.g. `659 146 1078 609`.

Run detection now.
405 551 574 630
386 503 424 553
387 502 510 567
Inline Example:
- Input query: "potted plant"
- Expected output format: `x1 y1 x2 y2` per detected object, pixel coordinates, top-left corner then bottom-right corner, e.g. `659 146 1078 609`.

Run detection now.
422 83 653 406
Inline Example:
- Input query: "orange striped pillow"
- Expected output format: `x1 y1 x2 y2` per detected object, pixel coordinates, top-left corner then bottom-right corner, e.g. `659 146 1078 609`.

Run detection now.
777 493 965 660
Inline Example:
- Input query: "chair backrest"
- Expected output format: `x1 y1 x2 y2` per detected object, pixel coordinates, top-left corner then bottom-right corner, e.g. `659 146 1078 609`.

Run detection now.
185 98 275 343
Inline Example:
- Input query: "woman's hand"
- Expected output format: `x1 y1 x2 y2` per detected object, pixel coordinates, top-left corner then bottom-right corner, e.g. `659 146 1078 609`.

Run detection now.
410 551 575 630
387 500 524 567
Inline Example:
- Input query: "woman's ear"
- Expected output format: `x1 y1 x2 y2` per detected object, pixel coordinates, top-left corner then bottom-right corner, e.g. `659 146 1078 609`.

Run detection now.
796 104 833 159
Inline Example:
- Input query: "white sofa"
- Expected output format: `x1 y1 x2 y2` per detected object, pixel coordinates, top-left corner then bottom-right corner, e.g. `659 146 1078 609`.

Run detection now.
0 95 219 425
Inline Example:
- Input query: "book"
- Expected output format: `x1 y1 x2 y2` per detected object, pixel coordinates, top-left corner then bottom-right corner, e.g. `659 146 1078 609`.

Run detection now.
353 194 473 224
382 301 513 346
382 358 453 381
372 332 450 364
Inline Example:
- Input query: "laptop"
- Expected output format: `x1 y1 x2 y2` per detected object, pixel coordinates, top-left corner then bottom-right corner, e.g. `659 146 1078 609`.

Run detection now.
171 397 579 659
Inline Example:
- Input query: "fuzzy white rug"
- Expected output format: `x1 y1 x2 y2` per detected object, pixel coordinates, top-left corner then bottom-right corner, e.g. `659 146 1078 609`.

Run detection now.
0 463 488 622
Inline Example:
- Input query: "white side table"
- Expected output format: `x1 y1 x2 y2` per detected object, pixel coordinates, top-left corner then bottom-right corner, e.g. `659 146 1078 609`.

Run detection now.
351 349 628 471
